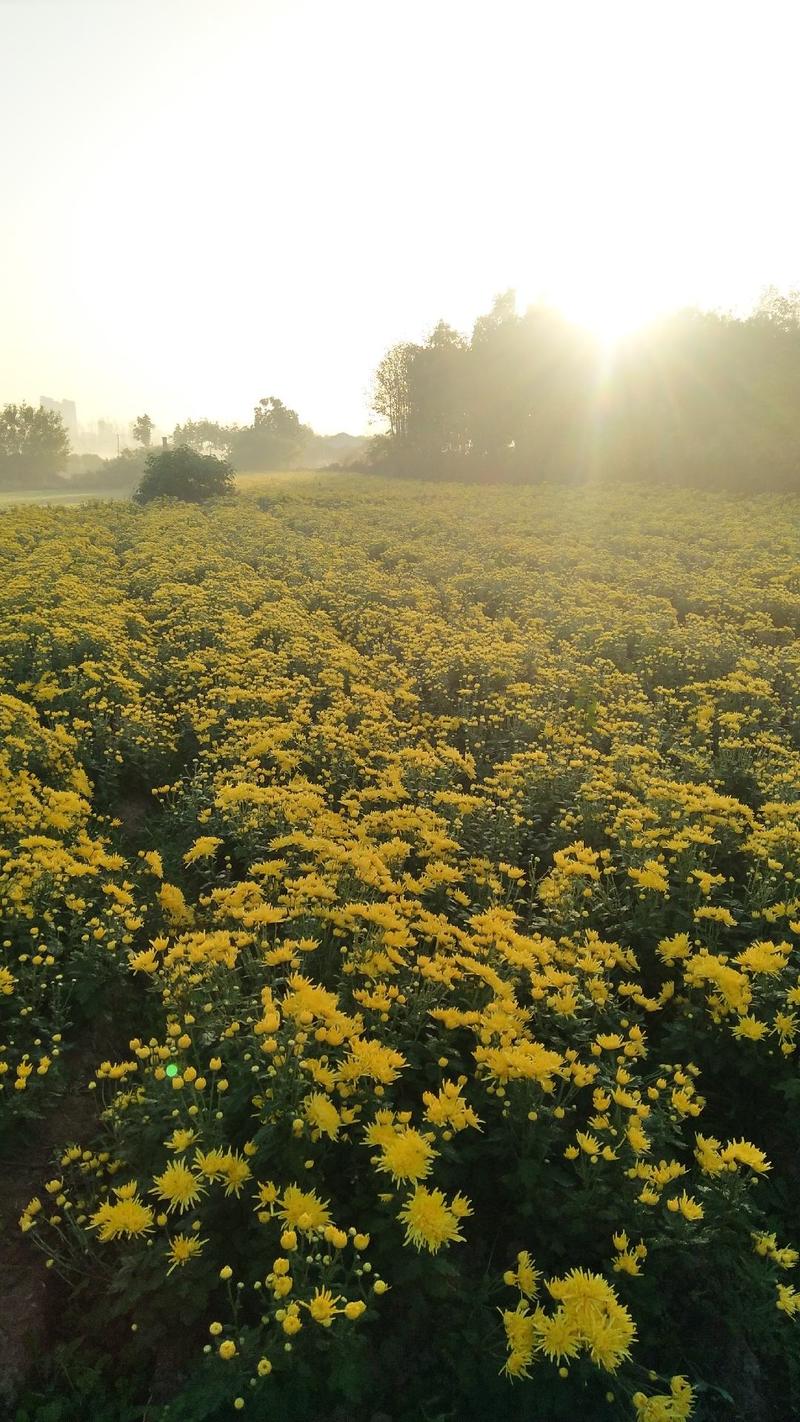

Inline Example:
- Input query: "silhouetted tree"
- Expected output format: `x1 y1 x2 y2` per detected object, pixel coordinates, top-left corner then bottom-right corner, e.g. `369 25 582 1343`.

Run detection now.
230 397 310 470
0 402 70 488
170 408 365 473
173 419 236 457
372 343 419 441
467 292 527 461
604 307 800 489
133 445 235 503
409 322 470 458
131 413 154 447
369 289 800 491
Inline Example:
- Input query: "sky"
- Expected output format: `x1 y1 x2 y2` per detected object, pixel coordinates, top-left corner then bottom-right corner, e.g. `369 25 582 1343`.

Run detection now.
2 0 800 437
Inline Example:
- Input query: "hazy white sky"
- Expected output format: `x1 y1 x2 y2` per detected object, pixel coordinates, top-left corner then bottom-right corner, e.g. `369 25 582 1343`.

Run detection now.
2 0 800 435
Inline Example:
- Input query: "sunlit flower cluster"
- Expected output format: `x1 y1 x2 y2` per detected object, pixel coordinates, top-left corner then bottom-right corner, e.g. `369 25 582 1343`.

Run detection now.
3 478 799 1417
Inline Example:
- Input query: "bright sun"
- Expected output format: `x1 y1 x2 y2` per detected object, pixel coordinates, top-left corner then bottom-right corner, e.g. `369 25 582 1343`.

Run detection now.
523 253 689 352
553 280 678 349
566 296 652 348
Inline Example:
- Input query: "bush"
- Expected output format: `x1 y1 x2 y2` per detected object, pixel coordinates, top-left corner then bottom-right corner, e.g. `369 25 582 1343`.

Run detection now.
133 446 235 504
77 448 150 494
66 453 105 478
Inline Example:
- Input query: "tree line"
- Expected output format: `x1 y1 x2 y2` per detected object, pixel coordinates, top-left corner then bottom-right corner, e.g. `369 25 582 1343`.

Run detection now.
0 395 367 491
369 288 800 490
85 398 314 494
80 398 317 494
5 288 800 493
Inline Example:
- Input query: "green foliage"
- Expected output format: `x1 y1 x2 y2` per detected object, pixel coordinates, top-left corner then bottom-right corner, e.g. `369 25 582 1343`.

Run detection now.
133 446 235 504
0 403 70 489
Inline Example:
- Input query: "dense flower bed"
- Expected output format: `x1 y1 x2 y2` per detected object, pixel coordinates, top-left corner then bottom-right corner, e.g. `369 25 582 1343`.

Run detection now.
2 477 799 1420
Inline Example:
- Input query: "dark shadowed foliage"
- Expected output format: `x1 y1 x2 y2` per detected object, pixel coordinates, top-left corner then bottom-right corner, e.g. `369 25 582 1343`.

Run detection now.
370 288 800 490
80 446 150 493
133 445 235 504
171 402 364 470
131 413 153 447
229 396 311 471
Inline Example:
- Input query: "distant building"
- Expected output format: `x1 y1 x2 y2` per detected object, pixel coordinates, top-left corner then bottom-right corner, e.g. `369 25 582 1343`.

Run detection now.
68 419 122 458
40 395 78 443
96 420 116 455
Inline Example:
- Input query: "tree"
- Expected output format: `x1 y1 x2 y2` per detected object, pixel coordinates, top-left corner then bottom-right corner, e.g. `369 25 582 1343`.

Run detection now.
368 285 800 491
131 413 154 447
752 285 800 333
0 402 70 488
82 447 150 492
371 343 419 441
133 445 235 504
408 322 469 457
253 396 303 436
172 419 236 457
467 292 526 460
230 396 310 471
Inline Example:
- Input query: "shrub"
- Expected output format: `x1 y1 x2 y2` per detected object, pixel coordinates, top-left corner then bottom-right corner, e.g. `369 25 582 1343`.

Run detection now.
133 445 235 504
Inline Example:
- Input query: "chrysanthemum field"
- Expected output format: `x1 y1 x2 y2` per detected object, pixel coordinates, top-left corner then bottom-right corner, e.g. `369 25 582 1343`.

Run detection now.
2 477 799 1422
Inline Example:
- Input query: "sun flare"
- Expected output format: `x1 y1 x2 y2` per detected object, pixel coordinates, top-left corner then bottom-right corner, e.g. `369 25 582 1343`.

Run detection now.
530 271 684 350
564 294 656 348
